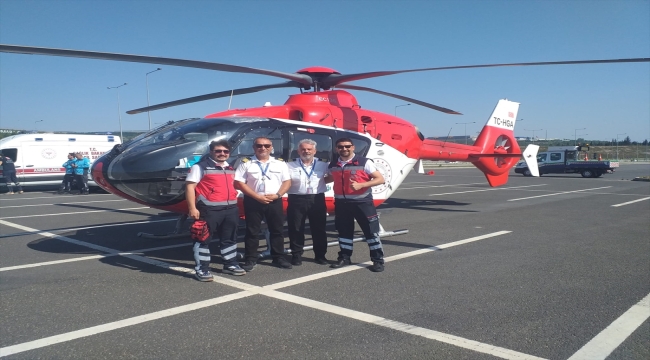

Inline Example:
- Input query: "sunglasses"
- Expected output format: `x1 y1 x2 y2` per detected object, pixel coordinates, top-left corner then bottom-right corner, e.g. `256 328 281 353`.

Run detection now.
254 144 272 149
337 145 353 149
211 149 230 154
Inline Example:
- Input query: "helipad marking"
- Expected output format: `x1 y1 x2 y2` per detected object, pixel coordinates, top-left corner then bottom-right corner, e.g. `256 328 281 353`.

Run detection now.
567 293 650 360
507 186 612 201
0 207 152 219
611 196 650 207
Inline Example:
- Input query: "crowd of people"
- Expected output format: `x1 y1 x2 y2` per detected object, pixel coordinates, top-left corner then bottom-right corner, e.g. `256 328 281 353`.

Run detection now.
186 136 386 282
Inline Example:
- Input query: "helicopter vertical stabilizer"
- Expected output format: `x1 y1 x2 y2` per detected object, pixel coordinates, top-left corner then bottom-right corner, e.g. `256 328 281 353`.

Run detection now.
471 99 521 186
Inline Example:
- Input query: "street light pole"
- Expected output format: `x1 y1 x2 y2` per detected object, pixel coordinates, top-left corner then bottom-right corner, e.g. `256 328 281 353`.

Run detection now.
107 83 128 141
394 103 410 116
146 68 162 130
34 120 43 131
574 128 586 146
456 122 476 145
525 128 543 143
616 133 626 160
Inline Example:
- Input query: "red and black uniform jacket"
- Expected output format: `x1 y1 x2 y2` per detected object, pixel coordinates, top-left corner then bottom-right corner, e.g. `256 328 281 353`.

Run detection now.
328 155 373 202
194 158 237 207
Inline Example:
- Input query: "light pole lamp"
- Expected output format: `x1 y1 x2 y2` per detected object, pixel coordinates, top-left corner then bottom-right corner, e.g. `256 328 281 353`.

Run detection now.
394 103 410 116
616 133 626 160
107 83 128 141
146 68 162 130
34 120 43 131
525 128 543 143
574 128 586 146
456 122 476 145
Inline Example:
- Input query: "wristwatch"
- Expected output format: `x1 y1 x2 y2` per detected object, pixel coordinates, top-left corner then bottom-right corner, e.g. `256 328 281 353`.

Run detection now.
276 193 282 198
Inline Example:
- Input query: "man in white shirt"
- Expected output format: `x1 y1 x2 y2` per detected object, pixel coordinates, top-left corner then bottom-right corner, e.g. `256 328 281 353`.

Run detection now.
234 136 291 271
286 139 332 266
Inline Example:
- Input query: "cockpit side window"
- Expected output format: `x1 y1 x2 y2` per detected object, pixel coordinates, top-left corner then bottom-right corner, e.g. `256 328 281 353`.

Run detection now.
289 132 333 162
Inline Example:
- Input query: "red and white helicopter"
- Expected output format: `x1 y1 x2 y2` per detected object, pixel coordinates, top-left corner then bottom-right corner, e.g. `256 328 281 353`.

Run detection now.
1 45 647 224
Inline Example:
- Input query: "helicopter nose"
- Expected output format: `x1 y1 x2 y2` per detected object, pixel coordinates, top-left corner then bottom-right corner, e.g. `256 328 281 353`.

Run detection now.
97 142 203 206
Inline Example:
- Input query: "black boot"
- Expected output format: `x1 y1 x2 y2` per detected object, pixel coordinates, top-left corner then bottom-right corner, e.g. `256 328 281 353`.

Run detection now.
330 257 351 269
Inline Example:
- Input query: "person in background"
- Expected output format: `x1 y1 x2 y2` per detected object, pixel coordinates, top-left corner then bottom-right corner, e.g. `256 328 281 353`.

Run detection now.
0 151 23 195
73 152 90 195
234 136 292 271
186 140 245 282
286 139 331 266
57 153 76 194
328 138 386 272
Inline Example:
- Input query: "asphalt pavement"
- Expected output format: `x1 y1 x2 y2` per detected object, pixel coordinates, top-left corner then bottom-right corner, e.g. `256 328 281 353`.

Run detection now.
1 165 648 359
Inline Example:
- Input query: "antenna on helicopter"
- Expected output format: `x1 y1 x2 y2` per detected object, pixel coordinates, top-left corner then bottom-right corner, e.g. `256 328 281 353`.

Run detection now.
442 127 453 148
227 89 234 110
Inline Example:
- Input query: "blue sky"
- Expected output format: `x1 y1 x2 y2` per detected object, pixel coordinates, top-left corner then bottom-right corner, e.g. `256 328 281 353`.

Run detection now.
1 0 648 142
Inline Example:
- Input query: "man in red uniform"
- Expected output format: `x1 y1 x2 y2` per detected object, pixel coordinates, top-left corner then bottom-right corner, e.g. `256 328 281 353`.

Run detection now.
186 140 245 282
328 138 386 272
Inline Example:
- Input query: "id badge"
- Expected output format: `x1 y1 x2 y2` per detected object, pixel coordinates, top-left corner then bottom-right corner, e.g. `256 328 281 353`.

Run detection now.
307 187 313 194
258 180 266 193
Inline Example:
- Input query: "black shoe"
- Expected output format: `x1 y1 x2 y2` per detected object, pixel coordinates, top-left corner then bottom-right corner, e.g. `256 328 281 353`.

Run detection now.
291 254 302 266
369 262 384 272
330 257 351 268
272 257 293 269
314 257 329 265
241 260 257 272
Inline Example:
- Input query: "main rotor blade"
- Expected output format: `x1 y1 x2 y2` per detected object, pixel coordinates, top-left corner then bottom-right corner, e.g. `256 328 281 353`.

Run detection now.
0 44 313 86
336 84 461 115
126 81 299 114
324 58 650 87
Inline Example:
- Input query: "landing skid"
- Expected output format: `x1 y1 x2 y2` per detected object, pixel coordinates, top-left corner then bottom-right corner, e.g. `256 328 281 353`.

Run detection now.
137 214 190 239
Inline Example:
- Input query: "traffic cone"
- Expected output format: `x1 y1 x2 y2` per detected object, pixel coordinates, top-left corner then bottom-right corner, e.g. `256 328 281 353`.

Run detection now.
584 153 589 161
598 154 602 161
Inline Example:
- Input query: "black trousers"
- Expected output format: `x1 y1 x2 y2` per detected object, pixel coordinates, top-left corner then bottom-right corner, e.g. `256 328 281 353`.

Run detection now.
59 174 74 191
243 196 285 261
193 203 239 271
74 173 88 192
287 193 328 258
334 199 384 264
2 171 22 192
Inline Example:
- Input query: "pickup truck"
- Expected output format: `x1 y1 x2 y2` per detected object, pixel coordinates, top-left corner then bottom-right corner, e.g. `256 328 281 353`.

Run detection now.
515 146 619 178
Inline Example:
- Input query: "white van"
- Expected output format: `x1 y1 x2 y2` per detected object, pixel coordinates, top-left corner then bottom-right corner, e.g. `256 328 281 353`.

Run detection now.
0 133 121 186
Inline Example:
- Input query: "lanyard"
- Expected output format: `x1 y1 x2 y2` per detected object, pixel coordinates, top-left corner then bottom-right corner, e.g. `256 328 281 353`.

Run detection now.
256 161 270 180
299 159 316 179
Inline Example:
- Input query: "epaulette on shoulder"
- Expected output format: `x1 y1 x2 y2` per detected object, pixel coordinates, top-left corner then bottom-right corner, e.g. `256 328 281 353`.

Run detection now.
242 157 250 163
320 158 328 162
276 157 284 162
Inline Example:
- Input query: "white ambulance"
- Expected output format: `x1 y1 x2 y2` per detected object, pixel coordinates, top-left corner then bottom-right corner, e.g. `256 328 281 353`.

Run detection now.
0 133 121 186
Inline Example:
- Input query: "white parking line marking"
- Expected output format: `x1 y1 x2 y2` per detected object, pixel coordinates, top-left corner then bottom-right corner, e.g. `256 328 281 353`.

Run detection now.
0 219 176 239
0 193 114 201
567 293 650 360
398 182 487 190
429 184 546 196
0 207 152 219
266 290 546 360
0 227 533 359
1 199 126 208
0 243 191 272
611 196 650 207
0 291 254 357
507 186 612 201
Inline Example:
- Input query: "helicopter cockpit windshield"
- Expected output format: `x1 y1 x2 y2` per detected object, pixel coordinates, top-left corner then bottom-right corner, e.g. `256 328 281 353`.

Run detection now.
101 117 269 205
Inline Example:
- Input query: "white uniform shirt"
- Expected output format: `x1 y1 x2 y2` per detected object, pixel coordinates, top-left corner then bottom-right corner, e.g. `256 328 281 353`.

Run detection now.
287 158 329 194
185 159 230 183
234 156 290 195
